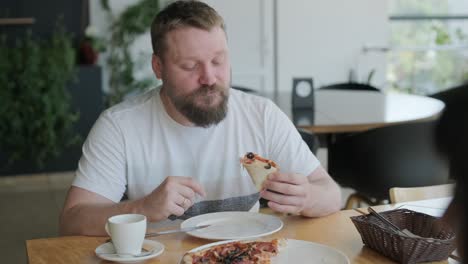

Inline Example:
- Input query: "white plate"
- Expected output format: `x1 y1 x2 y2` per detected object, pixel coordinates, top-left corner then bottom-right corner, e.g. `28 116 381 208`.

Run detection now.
179 239 350 264
181 211 283 240
398 205 446 217
95 239 164 263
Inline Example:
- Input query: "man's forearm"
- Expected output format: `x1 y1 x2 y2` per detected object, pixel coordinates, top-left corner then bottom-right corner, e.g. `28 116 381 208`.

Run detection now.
59 199 146 236
300 178 342 217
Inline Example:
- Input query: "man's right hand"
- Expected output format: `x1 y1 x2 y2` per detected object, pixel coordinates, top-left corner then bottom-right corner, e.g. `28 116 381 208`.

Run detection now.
141 176 206 222
59 177 206 236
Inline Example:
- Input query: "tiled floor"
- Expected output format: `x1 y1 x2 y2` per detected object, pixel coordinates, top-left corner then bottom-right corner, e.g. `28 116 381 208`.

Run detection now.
0 148 356 263
0 171 74 264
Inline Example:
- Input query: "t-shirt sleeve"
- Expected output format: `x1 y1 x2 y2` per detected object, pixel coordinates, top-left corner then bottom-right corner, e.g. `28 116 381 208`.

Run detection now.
72 111 127 202
264 100 320 176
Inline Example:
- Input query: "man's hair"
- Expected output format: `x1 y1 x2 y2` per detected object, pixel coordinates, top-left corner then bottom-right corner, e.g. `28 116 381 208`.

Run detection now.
151 0 225 58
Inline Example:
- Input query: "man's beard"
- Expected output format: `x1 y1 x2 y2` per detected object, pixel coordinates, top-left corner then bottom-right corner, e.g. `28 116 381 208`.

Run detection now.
167 83 229 128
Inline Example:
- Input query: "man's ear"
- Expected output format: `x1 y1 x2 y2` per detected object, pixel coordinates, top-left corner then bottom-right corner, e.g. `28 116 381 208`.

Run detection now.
152 54 163 79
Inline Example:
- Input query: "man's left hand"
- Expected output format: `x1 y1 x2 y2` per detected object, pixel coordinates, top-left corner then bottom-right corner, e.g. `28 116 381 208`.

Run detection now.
260 172 310 214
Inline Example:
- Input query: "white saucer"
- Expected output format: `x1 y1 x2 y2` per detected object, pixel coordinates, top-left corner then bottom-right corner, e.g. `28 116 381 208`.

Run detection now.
95 239 164 263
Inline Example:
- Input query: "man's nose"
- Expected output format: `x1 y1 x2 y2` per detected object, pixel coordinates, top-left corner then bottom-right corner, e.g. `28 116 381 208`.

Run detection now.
199 64 216 86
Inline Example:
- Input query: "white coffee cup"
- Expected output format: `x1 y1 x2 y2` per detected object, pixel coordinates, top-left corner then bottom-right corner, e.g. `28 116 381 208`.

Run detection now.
105 214 147 257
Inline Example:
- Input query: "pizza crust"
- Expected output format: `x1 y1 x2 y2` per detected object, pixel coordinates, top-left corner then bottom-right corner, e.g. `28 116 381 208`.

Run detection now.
243 160 278 191
241 152 279 191
182 253 193 264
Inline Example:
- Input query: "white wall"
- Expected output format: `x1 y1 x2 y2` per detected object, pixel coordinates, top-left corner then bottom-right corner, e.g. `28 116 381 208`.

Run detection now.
90 0 390 95
203 0 275 95
276 0 389 92
90 0 274 95
89 0 158 94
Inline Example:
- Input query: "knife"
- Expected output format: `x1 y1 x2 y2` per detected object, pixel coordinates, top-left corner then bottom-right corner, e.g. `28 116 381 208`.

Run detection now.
145 224 211 238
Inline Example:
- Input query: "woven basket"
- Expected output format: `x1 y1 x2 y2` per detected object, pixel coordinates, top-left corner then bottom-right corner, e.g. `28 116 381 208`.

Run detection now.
350 209 456 264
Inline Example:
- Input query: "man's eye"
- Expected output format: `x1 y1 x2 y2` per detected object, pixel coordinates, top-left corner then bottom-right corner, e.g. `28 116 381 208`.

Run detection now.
213 56 225 65
181 64 196 70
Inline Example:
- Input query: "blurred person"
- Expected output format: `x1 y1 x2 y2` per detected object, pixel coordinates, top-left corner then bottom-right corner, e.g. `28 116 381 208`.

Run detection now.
435 83 468 261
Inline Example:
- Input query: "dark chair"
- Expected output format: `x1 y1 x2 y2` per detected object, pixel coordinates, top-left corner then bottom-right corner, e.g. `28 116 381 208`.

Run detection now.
320 82 380 92
328 120 449 209
299 130 319 154
431 83 468 107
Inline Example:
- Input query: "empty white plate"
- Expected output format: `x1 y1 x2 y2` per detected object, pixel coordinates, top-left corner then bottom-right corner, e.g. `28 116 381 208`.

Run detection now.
181 211 283 240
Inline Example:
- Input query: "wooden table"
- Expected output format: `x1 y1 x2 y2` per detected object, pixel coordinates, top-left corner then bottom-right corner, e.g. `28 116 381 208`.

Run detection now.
277 90 445 134
26 198 455 264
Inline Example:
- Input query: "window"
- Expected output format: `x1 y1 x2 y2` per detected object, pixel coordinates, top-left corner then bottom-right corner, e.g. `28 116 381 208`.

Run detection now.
387 0 468 95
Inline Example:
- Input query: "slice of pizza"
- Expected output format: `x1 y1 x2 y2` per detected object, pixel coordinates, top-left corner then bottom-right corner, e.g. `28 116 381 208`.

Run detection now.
241 152 279 191
182 238 286 264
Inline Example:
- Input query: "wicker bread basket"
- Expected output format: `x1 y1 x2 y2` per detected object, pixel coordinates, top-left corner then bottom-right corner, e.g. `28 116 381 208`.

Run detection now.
350 209 456 264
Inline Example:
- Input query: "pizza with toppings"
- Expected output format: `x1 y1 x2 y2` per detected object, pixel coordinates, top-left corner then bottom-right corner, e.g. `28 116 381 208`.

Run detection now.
182 238 285 264
241 152 279 191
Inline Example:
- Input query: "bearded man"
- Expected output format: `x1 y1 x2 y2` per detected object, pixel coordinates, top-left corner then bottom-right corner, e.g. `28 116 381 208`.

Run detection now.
60 0 341 236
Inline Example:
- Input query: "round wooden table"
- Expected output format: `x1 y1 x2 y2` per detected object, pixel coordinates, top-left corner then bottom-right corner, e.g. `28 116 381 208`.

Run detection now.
276 89 445 134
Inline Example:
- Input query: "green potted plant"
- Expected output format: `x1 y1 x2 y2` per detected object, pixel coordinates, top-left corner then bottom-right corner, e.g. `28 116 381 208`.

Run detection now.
100 0 160 106
0 21 80 169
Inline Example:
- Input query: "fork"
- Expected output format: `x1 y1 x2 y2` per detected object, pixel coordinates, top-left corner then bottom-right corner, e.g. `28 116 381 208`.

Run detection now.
367 207 419 238
105 224 211 243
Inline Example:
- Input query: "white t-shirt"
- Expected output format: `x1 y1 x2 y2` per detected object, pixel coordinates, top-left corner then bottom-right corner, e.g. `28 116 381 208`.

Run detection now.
73 87 320 219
